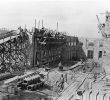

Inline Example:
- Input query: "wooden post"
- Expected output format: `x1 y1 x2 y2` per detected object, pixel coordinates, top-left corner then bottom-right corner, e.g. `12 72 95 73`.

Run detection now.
89 91 92 100
9 36 11 71
81 90 85 100
35 19 36 28
32 29 35 67
103 93 106 100
3 37 5 71
38 20 40 29
42 19 43 28
57 22 58 32
96 92 99 100
25 24 26 29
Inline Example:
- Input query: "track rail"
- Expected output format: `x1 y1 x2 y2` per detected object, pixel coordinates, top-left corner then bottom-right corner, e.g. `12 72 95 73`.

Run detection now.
57 73 88 100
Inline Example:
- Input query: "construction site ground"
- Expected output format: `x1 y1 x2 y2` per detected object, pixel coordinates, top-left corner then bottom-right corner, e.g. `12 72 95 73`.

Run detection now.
0 60 108 100
16 61 95 100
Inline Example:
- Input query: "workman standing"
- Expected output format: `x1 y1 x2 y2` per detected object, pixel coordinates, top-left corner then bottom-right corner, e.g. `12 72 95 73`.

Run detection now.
58 62 63 70
60 74 64 90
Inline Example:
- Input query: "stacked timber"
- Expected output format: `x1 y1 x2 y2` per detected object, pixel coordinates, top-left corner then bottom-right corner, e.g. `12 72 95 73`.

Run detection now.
8 85 17 95
8 94 19 100
27 81 44 91
0 84 18 95
0 92 9 100
17 74 44 90
4 76 19 85
17 71 38 82
0 72 14 81
0 85 8 93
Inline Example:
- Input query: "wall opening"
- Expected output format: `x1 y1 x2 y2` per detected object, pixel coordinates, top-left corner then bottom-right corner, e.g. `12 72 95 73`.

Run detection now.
87 50 94 59
98 51 102 59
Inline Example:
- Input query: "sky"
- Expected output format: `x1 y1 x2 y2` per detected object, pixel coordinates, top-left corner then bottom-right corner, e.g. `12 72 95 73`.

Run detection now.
0 0 110 38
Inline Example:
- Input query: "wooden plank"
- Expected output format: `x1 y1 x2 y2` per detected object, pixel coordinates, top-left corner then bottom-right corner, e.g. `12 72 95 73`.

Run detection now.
57 74 88 100
69 62 84 70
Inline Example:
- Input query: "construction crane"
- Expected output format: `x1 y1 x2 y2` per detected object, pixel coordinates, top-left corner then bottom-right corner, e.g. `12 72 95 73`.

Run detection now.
96 15 101 24
96 14 107 38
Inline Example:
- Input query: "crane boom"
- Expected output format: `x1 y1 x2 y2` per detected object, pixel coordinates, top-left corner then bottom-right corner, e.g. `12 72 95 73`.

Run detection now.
96 15 101 24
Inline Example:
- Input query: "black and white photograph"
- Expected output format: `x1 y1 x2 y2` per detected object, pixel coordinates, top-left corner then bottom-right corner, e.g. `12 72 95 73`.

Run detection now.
0 0 110 100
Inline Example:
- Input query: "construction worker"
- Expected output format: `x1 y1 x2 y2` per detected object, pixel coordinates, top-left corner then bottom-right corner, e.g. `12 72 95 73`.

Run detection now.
60 74 64 90
56 74 64 90
80 58 83 64
93 72 97 82
58 62 63 70
65 73 67 82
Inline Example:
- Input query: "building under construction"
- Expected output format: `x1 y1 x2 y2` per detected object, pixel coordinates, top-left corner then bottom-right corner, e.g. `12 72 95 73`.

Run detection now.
32 27 66 67
32 26 85 68
1 12 110 100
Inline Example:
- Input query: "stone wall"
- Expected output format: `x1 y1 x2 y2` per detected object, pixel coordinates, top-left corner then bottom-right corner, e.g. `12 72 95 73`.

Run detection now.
101 39 110 74
80 38 104 61
79 37 110 74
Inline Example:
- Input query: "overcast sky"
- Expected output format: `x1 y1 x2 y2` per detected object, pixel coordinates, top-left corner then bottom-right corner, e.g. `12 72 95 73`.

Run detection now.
0 0 110 38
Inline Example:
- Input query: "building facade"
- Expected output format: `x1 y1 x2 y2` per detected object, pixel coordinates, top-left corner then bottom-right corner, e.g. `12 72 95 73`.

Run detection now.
79 38 104 61
32 27 85 67
32 28 66 67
